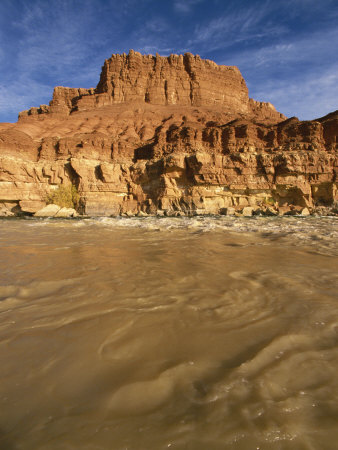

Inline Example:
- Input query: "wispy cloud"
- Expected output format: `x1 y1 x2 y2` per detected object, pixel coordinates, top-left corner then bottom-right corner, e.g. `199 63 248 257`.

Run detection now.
252 68 338 120
187 2 287 51
225 27 338 119
135 45 174 55
144 17 170 34
0 0 336 122
0 80 51 121
227 27 338 69
12 0 103 80
0 0 111 121
129 15 177 56
174 0 203 13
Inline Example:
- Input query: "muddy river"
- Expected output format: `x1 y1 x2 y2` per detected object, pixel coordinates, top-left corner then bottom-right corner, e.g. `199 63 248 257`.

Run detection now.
0 216 337 449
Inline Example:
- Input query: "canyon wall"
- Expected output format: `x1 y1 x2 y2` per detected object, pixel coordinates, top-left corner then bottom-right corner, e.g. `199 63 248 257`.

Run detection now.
18 51 285 123
1 51 337 217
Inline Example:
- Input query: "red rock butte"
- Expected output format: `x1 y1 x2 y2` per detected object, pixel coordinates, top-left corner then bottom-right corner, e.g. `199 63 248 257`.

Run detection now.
0 50 337 217
19 50 284 122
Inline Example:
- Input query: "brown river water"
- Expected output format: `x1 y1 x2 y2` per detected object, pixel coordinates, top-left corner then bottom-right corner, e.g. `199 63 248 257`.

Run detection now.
0 216 337 450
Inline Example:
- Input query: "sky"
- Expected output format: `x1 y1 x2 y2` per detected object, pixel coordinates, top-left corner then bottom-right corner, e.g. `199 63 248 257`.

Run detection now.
0 0 337 123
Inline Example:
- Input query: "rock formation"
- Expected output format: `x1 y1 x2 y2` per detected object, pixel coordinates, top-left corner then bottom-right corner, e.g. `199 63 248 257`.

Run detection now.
0 50 337 217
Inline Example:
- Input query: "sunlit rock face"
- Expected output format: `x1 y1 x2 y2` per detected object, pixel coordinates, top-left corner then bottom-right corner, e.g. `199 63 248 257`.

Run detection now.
0 51 337 216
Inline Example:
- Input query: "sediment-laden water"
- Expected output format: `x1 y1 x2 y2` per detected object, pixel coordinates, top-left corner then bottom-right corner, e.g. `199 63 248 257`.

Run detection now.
0 216 337 450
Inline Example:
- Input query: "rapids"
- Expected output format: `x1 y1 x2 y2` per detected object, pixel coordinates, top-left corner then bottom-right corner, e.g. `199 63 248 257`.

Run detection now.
0 216 337 449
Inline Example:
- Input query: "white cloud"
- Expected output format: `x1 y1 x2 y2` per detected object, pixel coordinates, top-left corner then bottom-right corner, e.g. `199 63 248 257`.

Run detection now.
135 45 173 55
226 27 338 68
174 0 203 13
214 24 338 119
13 1 97 77
0 80 51 121
130 16 175 55
0 0 107 121
0 0 336 123
252 68 338 120
145 18 170 33
186 2 287 51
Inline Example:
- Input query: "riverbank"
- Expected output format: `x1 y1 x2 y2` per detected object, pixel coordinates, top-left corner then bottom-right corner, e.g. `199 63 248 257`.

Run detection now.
1 201 337 218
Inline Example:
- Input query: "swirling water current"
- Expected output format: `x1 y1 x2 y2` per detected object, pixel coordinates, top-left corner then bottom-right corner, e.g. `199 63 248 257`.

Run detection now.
0 216 337 450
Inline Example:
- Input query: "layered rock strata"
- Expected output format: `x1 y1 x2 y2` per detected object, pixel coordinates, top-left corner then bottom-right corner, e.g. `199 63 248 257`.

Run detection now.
1 51 337 217
19 51 284 123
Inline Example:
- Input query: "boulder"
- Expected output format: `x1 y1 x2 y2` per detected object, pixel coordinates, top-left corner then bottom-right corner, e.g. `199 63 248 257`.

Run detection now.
136 210 148 217
0 202 15 216
54 207 78 217
34 204 61 217
19 200 46 214
222 207 236 216
242 206 254 217
300 207 310 216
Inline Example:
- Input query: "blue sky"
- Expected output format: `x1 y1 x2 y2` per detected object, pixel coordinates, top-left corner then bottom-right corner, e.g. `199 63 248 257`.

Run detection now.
0 0 337 123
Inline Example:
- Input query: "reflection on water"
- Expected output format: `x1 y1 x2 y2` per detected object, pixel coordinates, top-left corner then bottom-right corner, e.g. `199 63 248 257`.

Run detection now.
0 216 337 449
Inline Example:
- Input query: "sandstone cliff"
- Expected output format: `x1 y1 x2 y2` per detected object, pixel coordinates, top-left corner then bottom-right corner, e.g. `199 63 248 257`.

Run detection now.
18 51 285 123
1 51 337 217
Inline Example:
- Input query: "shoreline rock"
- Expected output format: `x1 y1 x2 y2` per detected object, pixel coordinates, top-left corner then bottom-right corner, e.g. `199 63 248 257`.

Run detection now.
1 203 334 219
34 204 78 218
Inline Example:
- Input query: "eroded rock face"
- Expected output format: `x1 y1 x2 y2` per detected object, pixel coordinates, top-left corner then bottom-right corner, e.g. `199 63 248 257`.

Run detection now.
96 51 249 109
1 52 337 216
18 50 285 123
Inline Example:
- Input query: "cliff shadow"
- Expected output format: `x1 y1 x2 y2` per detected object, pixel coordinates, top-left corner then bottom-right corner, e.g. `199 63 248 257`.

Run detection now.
134 143 155 161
